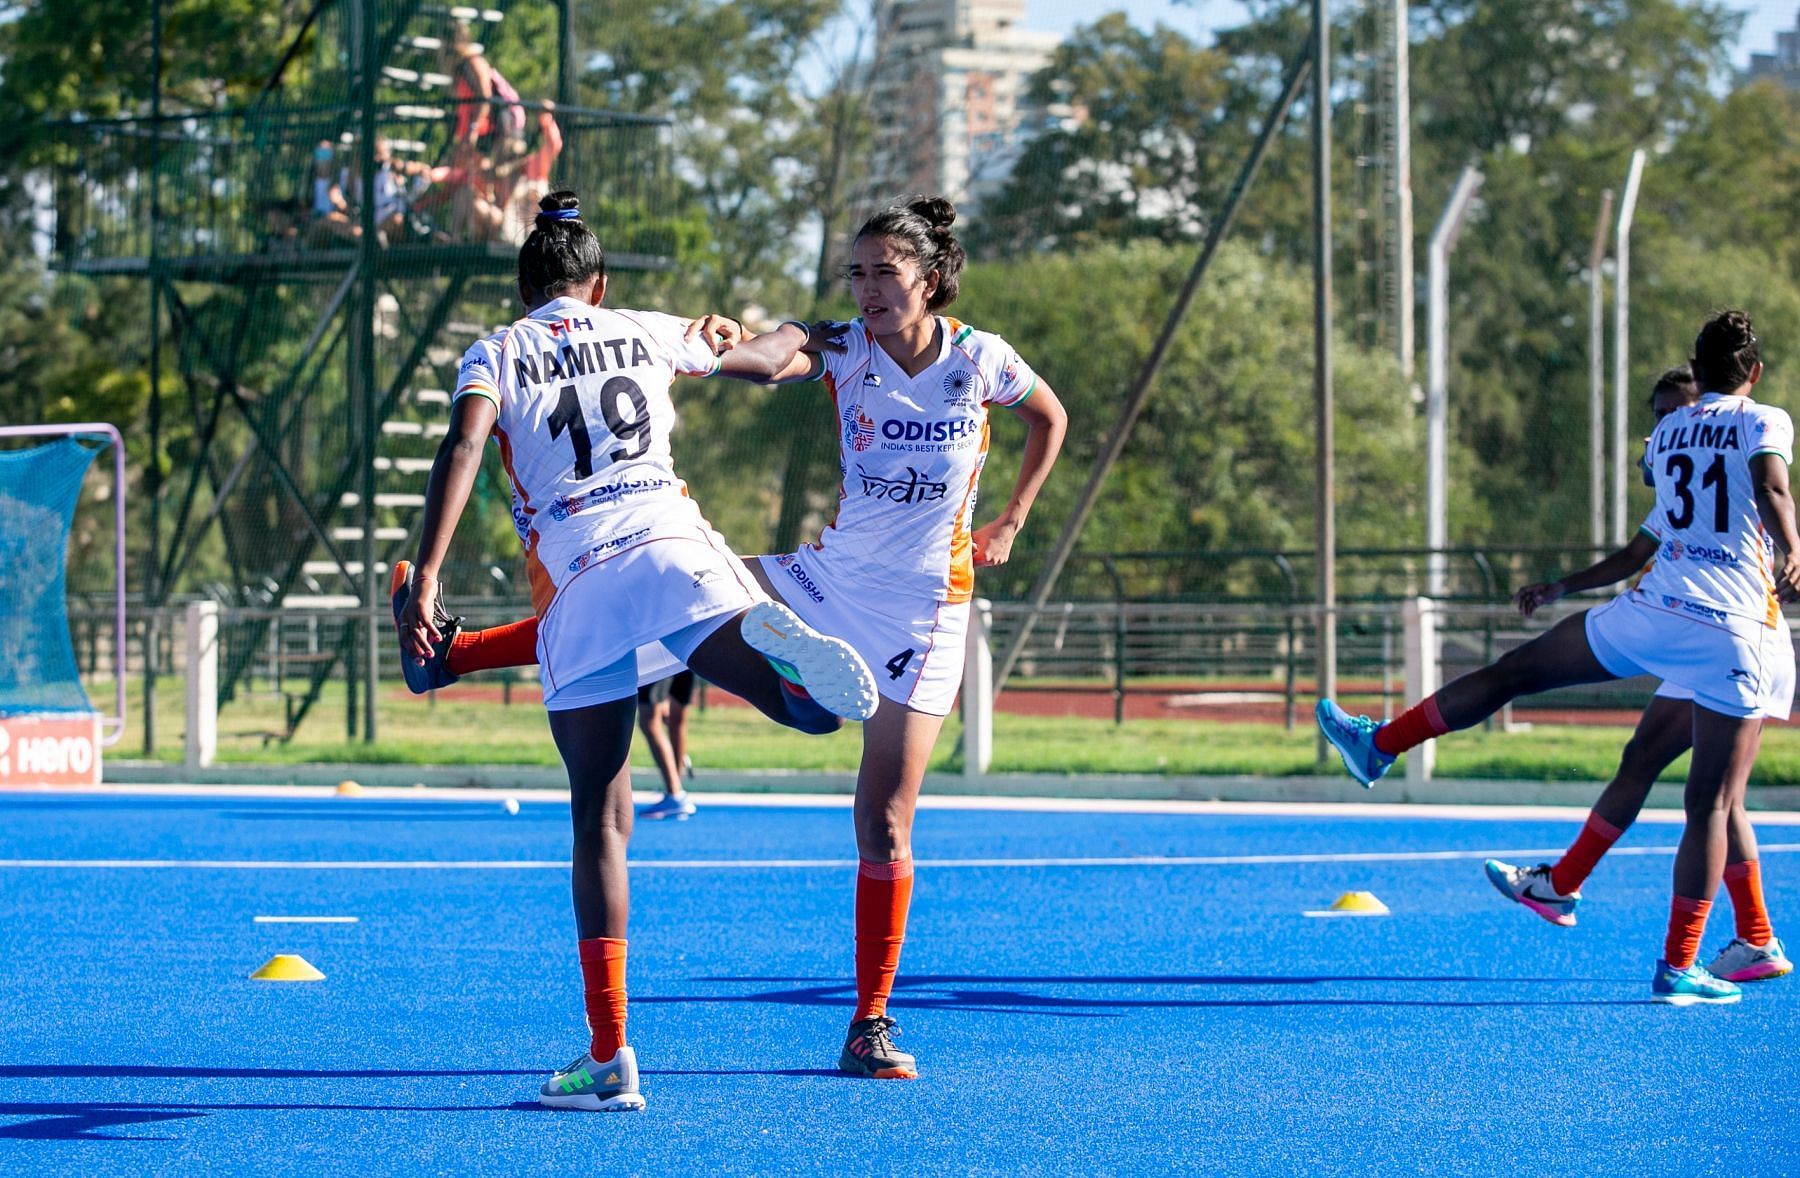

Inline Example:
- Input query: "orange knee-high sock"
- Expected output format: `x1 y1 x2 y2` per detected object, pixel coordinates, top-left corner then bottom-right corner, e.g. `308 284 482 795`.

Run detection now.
1664 896 1712 971
1725 860 1775 945
578 937 629 1062
1373 696 1449 757
446 616 541 674
854 858 914 1022
1549 812 1625 896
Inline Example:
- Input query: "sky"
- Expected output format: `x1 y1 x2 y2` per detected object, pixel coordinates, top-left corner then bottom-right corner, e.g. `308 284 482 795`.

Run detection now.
1022 1 1800 70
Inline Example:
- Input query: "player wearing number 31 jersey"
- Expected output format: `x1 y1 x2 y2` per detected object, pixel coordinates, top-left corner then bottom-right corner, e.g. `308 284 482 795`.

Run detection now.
1317 309 1800 1005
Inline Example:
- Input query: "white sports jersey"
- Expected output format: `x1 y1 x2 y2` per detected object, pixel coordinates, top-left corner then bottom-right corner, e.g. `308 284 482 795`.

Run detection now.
1637 393 1795 629
805 316 1038 604
453 296 722 615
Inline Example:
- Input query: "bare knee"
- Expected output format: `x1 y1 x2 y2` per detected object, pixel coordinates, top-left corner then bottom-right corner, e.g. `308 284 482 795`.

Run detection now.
855 811 911 861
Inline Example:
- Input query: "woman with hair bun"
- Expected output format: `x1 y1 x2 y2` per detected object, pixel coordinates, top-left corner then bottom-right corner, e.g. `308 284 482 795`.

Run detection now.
396 189 879 1113
1319 308 1800 1006
400 194 1070 1078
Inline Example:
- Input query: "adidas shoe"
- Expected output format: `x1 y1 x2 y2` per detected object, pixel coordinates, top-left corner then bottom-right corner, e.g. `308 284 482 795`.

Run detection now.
838 1016 918 1080
741 601 878 722
390 560 462 694
1483 859 1580 927
1707 936 1793 983
638 792 697 821
1315 698 1396 787
1651 960 1742 1006
539 1046 646 1111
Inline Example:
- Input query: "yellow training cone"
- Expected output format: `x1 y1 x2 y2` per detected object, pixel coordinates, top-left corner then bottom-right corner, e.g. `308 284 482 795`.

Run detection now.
250 954 326 982
1303 891 1391 918
335 780 363 796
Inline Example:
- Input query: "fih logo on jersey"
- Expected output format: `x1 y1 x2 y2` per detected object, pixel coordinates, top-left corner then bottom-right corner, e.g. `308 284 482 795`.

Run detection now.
942 368 974 406
842 406 876 453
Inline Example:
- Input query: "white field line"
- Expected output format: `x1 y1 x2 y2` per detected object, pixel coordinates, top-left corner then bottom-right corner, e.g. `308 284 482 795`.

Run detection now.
252 915 360 923
13 783 1800 825
3 844 1798 871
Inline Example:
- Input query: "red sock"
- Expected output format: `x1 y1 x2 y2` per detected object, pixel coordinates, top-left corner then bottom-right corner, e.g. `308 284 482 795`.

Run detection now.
854 858 914 1021
1549 813 1625 896
1664 896 1712 971
1373 696 1449 757
446 616 540 674
1725 860 1775 945
577 937 629 1061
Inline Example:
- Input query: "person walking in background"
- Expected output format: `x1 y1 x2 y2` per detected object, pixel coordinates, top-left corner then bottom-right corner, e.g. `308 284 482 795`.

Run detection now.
637 671 698 819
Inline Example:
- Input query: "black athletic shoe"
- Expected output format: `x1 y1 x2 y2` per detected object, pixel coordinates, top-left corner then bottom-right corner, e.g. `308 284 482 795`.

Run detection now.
838 1015 918 1079
391 560 462 694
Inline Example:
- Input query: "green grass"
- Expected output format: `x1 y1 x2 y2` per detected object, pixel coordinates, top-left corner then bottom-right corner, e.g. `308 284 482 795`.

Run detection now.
90 675 1800 785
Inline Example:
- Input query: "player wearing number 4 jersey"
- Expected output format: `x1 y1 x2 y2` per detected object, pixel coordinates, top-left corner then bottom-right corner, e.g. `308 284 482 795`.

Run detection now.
397 189 879 1113
404 195 1069 1077
1319 310 1800 1005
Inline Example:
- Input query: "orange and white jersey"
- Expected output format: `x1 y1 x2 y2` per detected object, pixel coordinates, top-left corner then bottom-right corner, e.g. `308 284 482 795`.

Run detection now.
805 316 1038 604
1637 393 1794 629
454 296 722 615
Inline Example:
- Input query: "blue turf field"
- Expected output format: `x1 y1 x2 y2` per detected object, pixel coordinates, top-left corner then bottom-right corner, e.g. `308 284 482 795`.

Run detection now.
2 790 1798 1173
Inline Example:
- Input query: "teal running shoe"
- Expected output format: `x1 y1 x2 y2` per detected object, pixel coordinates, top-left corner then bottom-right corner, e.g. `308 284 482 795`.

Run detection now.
1651 960 1742 1006
1315 698 1396 787
540 1046 646 1111
741 601 878 722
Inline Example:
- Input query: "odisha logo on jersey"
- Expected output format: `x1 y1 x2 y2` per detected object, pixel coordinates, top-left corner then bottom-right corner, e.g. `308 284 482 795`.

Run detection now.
1665 538 1738 565
942 368 974 405
842 406 876 452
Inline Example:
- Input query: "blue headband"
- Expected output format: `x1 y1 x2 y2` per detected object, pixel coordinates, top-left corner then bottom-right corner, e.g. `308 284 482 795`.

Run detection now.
539 208 581 222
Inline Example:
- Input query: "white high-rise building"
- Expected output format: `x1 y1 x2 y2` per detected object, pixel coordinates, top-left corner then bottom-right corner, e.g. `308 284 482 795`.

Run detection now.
1743 9 1800 88
865 1 1062 216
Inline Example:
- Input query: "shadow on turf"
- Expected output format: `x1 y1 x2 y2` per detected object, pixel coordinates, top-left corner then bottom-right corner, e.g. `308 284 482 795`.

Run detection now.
0 1100 526 1141
631 973 1645 1016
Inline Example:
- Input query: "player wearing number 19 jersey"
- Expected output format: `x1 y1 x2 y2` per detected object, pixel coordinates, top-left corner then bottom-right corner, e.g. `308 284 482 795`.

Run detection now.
1317 309 1800 1003
397 189 878 1114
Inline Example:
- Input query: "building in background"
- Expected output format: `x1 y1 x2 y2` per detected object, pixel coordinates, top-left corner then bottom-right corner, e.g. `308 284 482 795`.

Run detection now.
1743 9 1800 88
865 0 1064 215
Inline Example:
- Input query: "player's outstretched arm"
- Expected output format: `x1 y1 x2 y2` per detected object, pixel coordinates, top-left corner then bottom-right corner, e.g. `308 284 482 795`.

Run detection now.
1752 452 1800 601
973 379 1068 568
1515 531 1659 617
402 394 497 659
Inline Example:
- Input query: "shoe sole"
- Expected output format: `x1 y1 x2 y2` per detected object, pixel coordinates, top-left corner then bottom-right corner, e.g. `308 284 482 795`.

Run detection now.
838 1054 918 1080
741 601 878 721
1651 990 1741 1006
1314 700 1382 789
1482 861 1576 927
539 1091 647 1111
391 560 460 695
1715 961 1793 983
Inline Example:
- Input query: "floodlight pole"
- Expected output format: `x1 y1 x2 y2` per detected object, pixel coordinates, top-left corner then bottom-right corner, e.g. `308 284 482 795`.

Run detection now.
1589 188 1614 554
1312 0 1336 757
1425 165 1482 597
1611 148 1647 547
1392 0 1415 380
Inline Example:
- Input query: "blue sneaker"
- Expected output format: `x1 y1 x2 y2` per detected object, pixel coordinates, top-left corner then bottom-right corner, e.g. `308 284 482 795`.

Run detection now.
1651 959 1742 1006
639 792 696 821
391 560 462 694
1315 698 1396 787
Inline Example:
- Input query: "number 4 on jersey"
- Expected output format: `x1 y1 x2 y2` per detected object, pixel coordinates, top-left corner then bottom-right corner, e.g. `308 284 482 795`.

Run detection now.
885 649 916 681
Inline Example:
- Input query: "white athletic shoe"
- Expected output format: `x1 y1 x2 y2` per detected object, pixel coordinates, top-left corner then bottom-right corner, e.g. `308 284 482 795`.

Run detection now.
539 1045 646 1112
1707 936 1794 983
740 600 878 721
1483 859 1581 927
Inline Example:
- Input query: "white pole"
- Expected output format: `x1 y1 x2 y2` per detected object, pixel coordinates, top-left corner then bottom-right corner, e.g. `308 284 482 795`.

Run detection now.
1612 148 1647 547
1589 189 1614 554
1393 0 1415 381
961 598 993 779
1402 597 1439 784
1426 165 1483 597
185 600 219 771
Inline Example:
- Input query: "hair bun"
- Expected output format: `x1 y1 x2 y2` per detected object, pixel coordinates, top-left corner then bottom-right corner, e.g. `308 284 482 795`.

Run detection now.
906 195 956 231
539 189 581 216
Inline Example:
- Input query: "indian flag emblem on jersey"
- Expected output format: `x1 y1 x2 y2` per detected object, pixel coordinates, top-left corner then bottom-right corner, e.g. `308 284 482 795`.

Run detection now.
843 406 876 452
943 368 974 405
